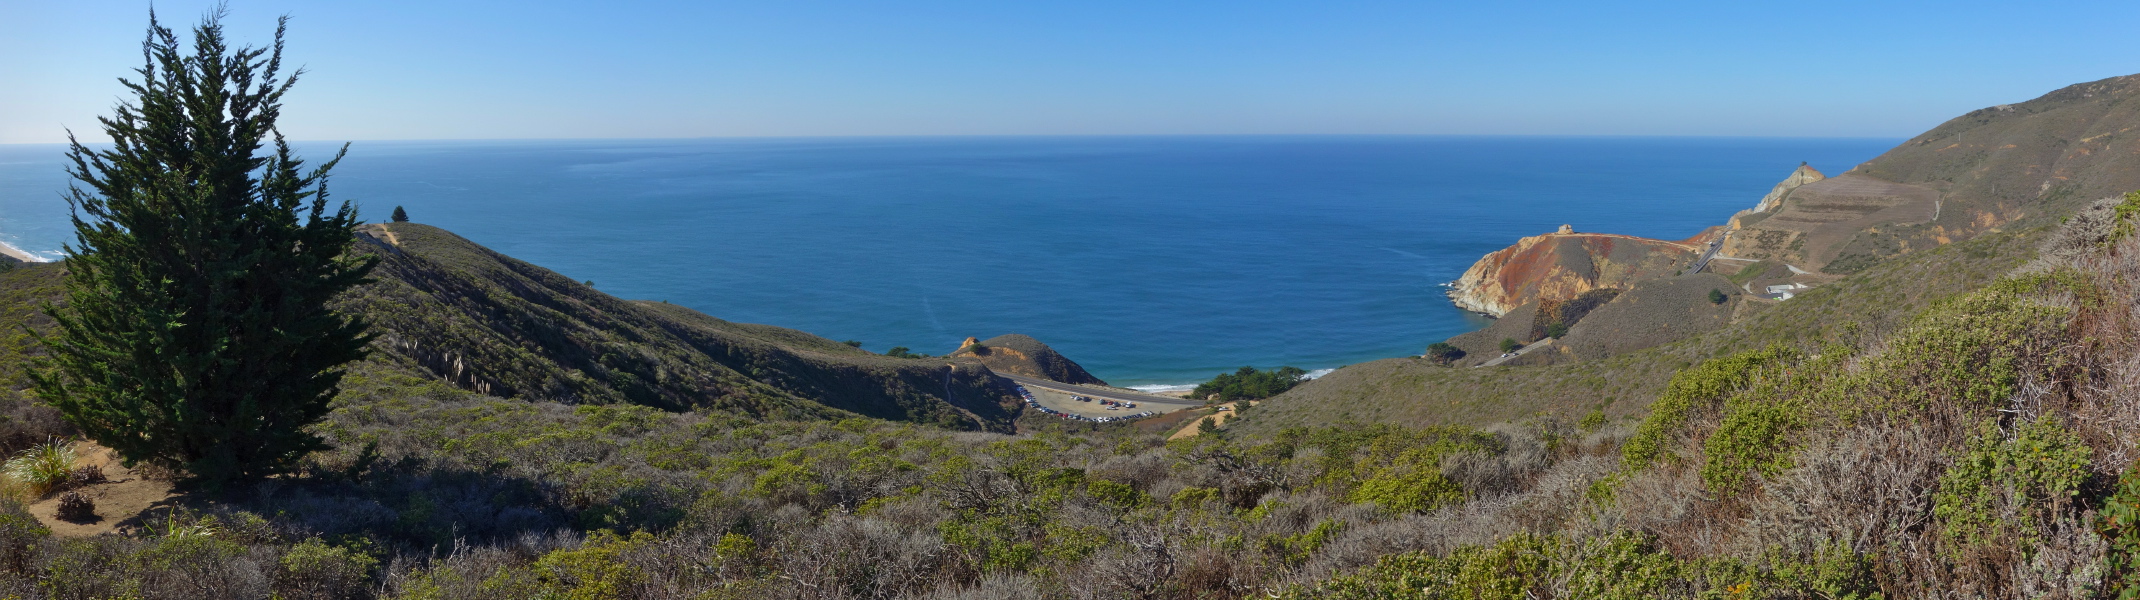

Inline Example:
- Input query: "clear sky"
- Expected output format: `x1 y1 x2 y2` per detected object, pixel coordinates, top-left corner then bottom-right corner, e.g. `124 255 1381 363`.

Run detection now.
4 1 2136 144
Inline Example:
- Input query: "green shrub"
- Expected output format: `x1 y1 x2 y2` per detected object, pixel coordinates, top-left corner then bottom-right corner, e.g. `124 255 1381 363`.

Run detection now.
533 531 655 600
1343 433 1488 513
2098 459 2140 597
1191 366 1309 401
1499 338 1520 354
277 538 379 600
1577 409 1605 432
1424 342 1466 364
1280 530 1879 600
1844 272 2077 416
1172 486 1219 509
1699 394 1806 494
1262 520 1345 564
1621 347 1797 471
0 498 46 575
2110 190 2140 243
1086 479 1145 508
1543 322 1569 338
1934 417 2092 550
1708 289 1728 304
1349 467 1463 513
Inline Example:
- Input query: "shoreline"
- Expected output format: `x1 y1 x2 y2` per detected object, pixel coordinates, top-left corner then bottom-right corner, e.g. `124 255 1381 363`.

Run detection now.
0 239 47 263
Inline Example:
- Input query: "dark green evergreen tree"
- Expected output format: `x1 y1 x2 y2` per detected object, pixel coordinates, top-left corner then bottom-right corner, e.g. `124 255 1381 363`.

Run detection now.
1424 342 1466 364
32 12 376 486
391 205 409 222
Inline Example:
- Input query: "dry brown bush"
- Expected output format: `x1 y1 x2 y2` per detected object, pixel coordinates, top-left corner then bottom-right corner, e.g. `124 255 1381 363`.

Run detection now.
902 573 1042 600
1736 420 1944 559
773 515 947 600
54 491 94 522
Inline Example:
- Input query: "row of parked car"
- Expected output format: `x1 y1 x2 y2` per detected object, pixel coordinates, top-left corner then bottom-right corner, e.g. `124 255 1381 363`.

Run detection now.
1017 385 1155 423
1071 395 1137 410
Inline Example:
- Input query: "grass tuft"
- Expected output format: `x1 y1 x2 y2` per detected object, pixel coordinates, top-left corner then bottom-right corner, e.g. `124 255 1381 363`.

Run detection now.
3 439 76 497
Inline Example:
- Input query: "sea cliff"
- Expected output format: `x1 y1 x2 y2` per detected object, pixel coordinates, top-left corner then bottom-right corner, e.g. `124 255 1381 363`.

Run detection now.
1446 227 1708 316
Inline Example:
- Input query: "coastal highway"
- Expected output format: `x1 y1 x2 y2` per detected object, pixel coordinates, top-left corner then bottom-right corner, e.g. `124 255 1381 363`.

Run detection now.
995 373 1204 410
1476 338 1553 367
1686 231 1728 275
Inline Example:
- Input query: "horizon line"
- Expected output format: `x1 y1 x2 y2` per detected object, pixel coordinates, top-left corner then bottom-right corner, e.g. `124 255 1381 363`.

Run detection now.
0 132 1912 146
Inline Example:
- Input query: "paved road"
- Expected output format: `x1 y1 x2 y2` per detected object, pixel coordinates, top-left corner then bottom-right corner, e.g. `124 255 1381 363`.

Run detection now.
1475 338 1553 367
1686 231 1728 275
996 373 1204 408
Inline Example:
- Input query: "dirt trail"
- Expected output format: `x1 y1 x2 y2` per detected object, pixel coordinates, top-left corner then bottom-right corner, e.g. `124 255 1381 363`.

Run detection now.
1169 400 1257 440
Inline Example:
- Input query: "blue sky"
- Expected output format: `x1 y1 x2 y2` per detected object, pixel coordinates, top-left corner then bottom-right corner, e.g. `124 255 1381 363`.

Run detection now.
3 1 2135 143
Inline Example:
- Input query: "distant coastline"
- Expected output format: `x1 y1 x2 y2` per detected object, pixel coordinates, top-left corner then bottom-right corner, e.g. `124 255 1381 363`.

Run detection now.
0 239 46 263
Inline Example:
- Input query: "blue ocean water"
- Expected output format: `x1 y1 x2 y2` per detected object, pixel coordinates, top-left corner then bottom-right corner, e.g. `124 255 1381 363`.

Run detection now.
0 136 1897 388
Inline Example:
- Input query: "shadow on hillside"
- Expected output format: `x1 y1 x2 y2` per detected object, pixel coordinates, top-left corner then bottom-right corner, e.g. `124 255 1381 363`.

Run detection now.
123 459 579 552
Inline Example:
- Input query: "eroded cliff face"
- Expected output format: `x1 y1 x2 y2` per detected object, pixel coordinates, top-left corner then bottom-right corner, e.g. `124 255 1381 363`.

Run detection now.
1732 163 1825 226
1447 230 1702 316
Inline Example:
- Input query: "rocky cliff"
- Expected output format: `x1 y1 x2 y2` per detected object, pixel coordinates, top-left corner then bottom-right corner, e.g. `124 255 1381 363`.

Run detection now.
1729 163 1825 229
1447 229 1705 316
950 334 1108 385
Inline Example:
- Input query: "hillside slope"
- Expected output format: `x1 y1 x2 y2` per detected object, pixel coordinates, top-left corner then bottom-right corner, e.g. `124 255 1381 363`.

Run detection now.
1728 73 2140 274
0 224 1037 432
949 334 1107 385
1234 226 2044 436
340 223 1021 430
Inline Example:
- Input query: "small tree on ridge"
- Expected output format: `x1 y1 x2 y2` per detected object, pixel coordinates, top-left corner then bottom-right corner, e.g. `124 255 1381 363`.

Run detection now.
33 12 376 486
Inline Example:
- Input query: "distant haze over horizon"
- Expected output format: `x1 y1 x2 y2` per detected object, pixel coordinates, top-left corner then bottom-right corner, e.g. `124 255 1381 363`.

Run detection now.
4 1 2137 144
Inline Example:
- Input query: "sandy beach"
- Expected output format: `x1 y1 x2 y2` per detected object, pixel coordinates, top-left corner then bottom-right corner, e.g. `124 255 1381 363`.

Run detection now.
0 240 47 263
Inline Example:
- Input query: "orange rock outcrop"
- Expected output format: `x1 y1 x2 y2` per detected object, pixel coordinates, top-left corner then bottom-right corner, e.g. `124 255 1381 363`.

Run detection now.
1447 231 1706 316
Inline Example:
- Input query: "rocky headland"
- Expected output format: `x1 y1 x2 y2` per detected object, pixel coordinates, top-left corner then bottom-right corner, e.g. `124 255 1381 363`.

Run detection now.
1445 225 1714 316
948 334 1108 386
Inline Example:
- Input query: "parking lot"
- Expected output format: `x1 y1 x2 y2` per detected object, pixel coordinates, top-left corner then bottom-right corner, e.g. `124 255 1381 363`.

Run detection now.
1006 376 1201 424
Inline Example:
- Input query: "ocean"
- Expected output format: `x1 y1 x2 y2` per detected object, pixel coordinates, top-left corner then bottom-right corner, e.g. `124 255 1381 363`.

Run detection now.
0 136 1898 389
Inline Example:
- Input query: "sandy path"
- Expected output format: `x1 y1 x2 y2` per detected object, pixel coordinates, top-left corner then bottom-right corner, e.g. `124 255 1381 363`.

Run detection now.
1169 400 1256 440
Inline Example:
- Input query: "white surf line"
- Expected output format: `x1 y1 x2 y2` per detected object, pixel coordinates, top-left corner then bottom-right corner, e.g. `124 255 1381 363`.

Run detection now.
0 240 50 263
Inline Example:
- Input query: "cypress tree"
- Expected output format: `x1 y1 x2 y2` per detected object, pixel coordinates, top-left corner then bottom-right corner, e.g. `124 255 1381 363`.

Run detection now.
391 205 409 222
33 12 376 486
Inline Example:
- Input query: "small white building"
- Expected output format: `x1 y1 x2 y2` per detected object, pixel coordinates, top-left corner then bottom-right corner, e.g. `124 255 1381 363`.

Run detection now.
1764 282 1809 300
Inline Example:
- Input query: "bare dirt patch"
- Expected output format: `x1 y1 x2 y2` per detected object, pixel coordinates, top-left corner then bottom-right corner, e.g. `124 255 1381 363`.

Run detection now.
1169 401 1257 440
25 442 177 537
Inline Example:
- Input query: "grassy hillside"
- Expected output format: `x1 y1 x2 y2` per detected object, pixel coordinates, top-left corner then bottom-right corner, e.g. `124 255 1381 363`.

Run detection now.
341 223 1020 430
1859 74 2140 226
1235 224 2046 437
0 203 2114 597
0 225 1023 433
2 74 2138 598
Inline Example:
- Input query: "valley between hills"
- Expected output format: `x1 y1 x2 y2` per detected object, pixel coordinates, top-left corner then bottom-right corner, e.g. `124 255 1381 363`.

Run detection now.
6 74 2140 598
